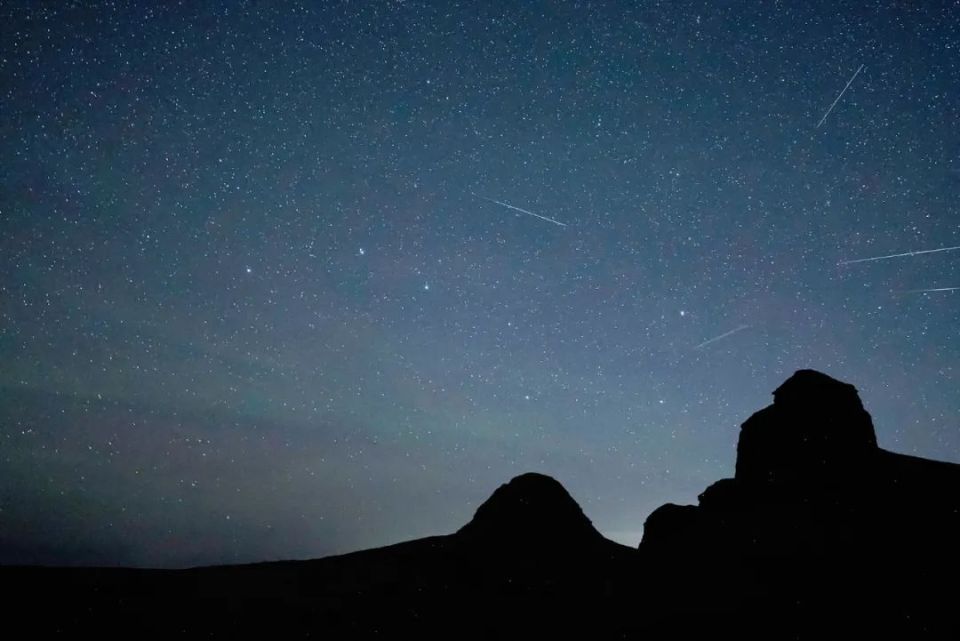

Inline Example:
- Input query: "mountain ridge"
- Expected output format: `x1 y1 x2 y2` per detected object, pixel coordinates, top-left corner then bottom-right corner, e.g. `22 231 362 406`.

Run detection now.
3 369 958 638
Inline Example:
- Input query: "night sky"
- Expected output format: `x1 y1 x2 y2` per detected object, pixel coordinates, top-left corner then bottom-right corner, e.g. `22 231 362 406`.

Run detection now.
2 1 959 568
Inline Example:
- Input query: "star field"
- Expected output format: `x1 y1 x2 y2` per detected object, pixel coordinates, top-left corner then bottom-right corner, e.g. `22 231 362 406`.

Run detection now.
1 1 958 567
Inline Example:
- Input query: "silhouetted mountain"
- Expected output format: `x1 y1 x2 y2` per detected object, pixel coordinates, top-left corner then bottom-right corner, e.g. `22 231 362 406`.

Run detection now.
642 369 960 638
3 471 635 638
457 472 606 546
736 369 878 486
3 370 958 638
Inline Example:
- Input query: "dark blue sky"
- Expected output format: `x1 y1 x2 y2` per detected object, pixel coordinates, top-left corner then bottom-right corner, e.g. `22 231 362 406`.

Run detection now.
2 0 958 567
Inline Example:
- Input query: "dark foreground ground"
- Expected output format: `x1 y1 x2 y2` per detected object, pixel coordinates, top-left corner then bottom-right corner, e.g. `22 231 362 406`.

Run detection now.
4 370 959 639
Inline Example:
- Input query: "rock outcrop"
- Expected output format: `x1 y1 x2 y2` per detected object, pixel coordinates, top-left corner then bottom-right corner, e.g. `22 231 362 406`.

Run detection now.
641 369 960 637
456 472 605 548
735 369 878 487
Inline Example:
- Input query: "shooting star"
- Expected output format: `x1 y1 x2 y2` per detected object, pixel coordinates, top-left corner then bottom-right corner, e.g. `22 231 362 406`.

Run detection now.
902 287 960 294
472 193 567 227
695 324 751 350
839 245 960 265
816 63 865 129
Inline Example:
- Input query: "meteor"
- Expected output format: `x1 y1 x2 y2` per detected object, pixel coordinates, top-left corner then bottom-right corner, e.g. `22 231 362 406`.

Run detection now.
472 193 567 227
695 324 750 350
816 63 864 129
903 287 959 294
839 245 960 265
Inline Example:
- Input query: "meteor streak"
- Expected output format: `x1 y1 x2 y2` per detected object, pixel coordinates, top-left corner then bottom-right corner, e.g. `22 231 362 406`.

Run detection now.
816 63 864 129
839 245 960 265
695 324 750 350
472 193 567 227
903 287 959 294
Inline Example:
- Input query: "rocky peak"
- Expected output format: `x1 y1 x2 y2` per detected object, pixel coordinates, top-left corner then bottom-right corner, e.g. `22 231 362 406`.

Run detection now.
735 369 878 487
456 473 602 546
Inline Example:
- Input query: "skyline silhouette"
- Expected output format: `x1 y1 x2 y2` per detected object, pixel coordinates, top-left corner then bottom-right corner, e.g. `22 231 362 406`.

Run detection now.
4 369 958 638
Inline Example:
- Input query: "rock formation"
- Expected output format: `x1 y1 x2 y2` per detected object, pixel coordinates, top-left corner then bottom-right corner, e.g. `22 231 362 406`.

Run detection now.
456 472 606 548
641 369 960 637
